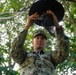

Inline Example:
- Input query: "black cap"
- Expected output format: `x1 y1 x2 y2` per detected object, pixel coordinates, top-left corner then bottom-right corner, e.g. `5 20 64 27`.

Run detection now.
33 29 47 39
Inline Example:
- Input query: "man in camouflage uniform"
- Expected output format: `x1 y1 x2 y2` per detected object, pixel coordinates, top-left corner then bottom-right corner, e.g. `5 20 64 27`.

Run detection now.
11 10 69 75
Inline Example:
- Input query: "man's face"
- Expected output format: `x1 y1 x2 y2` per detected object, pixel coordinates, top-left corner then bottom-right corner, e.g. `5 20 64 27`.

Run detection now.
32 35 47 52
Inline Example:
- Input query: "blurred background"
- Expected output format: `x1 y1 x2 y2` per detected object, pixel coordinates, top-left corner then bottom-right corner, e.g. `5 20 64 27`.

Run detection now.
0 0 76 75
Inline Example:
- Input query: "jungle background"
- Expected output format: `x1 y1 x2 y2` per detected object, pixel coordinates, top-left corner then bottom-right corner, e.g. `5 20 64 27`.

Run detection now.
0 0 76 75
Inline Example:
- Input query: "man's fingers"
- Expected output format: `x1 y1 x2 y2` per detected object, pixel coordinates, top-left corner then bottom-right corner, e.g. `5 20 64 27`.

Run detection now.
33 12 39 16
46 10 59 27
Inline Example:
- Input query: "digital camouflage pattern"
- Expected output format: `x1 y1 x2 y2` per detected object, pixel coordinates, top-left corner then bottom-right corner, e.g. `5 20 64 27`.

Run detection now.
11 27 69 75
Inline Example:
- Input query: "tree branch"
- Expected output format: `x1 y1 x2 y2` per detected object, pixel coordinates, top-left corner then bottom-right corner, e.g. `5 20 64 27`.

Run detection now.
66 0 76 3
0 1 33 22
0 6 30 22
0 12 23 21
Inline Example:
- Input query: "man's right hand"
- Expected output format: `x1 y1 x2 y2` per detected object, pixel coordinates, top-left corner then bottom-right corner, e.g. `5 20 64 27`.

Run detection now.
24 13 39 30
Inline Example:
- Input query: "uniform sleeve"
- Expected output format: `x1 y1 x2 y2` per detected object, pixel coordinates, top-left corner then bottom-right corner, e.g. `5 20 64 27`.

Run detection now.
51 26 69 66
11 29 28 64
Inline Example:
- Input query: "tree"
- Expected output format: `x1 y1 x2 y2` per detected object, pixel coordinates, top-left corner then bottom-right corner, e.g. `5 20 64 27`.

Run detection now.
0 0 76 75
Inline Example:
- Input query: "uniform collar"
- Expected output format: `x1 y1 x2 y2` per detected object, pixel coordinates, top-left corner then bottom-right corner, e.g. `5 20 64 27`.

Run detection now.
33 49 45 54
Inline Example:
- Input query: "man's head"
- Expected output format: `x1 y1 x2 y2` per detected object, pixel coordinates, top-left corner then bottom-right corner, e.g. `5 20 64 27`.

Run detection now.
33 29 47 40
32 29 47 52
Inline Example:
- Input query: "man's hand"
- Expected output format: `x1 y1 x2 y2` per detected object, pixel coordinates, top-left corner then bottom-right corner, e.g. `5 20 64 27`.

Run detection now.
24 13 39 30
46 10 59 28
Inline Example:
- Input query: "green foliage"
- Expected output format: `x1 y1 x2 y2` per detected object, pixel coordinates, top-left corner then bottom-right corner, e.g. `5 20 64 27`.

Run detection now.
9 0 25 11
0 66 19 75
0 3 4 11
0 0 76 75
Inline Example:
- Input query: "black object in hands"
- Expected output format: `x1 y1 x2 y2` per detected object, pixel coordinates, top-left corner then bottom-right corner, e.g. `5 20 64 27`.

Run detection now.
42 14 55 37
35 14 55 37
42 14 54 27
37 14 54 26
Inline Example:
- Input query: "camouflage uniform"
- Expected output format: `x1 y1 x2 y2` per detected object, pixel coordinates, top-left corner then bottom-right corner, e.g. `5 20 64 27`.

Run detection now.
11 27 69 75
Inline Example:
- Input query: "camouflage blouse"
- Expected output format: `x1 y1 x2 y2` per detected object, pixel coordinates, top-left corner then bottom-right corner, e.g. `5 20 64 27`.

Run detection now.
11 27 69 75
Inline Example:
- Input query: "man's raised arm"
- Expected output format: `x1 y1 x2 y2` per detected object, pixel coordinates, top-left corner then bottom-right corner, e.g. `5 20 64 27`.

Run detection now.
11 13 39 64
51 26 69 66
